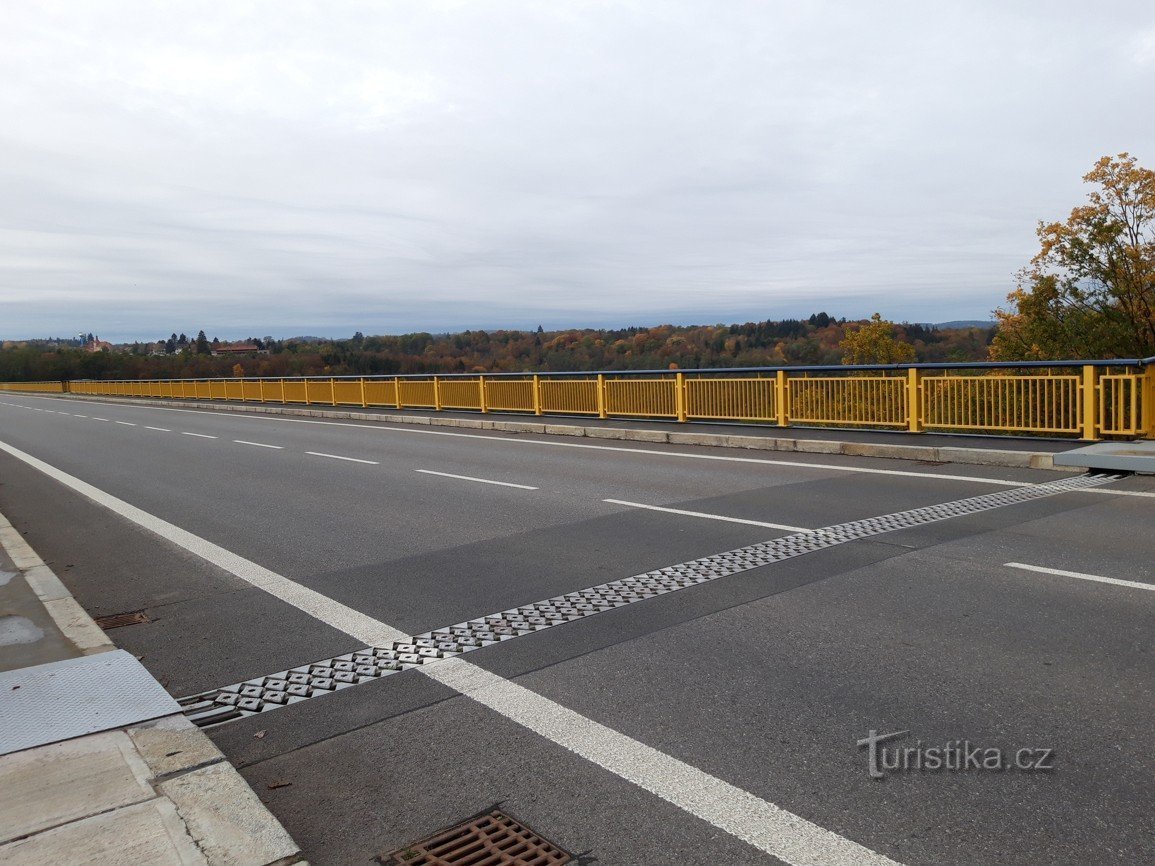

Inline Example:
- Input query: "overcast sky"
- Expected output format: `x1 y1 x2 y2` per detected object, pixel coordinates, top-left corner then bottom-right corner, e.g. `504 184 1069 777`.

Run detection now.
2 1 1153 341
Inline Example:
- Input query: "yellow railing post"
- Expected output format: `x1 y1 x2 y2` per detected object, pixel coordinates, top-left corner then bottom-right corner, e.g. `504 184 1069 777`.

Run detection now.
259 379 265 403
279 379 286 404
775 370 788 427
330 377 336 406
596 374 607 419
532 375 542 416
906 368 922 433
394 377 402 409
675 372 687 422
359 377 367 408
433 377 442 411
304 379 310 405
1141 366 1154 439
1081 364 1098 440
479 375 488 413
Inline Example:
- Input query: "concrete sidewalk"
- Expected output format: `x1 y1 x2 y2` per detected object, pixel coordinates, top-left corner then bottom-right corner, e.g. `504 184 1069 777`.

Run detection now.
0 510 303 865
42 392 1093 470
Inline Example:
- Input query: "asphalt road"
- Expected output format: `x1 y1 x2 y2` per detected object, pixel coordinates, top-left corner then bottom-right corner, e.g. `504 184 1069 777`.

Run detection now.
0 392 1152 865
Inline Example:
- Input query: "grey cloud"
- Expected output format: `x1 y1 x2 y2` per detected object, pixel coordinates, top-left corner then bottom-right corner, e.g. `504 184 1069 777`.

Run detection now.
1 0 1152 340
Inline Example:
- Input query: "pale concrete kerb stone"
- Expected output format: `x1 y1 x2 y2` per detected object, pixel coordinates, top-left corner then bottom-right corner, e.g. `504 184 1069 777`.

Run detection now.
127 715 225 779
0 797 206 866
544 424 587 437
0 513 114 656
0 730 155 843
621 429 670 443
160 762 300 866
493 421 548 434
666 432 729 447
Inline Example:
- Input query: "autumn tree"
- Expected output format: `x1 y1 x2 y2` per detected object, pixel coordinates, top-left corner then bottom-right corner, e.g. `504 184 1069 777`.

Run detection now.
991 153 1155 360
839 313 917 364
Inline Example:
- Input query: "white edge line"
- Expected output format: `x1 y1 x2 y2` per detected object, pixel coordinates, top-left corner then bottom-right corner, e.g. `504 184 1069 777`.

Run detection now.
305 451 379 465
603 499 813 533
7 393 1042 489
181 432 218 439
1003 562 1155 592
0 434 902 866
234 440 283 449
414 469 538 490
423 658 900 866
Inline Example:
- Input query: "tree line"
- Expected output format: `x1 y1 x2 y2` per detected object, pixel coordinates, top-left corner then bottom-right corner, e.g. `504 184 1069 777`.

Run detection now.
0 315 995 382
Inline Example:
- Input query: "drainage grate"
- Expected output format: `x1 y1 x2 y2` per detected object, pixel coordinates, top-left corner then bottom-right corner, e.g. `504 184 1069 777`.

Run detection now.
94 611 150 630
180 473 1118 725
382 810 571 865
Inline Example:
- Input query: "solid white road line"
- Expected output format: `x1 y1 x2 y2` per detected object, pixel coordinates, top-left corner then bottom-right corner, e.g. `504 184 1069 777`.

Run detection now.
425 658 899 866
0 433 902 866
0 438 404 646
144 426 171 432
8 394 1037 488
115 421 136 426
415 469 538 490
1004 562 1155 592
305 451 379 465
180 432 217 439
604 499 812 533
234 440 283 449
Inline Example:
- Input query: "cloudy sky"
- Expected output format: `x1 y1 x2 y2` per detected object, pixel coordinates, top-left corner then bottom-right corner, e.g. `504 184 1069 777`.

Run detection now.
2 1 1153 341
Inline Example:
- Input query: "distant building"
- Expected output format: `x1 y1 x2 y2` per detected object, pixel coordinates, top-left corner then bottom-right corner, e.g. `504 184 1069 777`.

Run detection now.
210 343 268 357
83 339 115 353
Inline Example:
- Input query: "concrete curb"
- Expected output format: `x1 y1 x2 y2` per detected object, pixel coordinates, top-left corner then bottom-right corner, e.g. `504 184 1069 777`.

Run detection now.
0 507 305 865
48 392 1074 471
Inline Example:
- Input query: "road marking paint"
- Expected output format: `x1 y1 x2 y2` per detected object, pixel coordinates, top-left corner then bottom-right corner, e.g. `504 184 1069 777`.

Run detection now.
144 426 171 432
15 394 1155 499
7 395 1039 487
92 417 110 421
415 469 538 490
0 438 405 647
305 451 379 465
0 433 903 866
73 414 88 418
1004 562 1155 592
424 657 901 866
180 432 218 439
233 440 283 449
115 421 136 426
603 499 812 533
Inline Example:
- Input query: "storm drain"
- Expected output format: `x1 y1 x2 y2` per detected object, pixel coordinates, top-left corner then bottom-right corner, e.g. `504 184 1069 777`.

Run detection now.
382 810 571 865
94 611 150 630
180 472 1119 726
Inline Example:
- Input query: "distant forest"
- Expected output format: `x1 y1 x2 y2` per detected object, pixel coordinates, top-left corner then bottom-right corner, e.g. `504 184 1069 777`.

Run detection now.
0 314 996 381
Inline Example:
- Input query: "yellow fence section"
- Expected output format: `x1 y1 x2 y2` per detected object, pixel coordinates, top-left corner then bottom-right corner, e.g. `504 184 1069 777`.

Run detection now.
8 365 1152 440
921 374 1081 435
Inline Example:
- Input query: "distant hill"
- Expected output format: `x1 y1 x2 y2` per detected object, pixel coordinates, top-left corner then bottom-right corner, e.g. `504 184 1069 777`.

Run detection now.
934 320 996 329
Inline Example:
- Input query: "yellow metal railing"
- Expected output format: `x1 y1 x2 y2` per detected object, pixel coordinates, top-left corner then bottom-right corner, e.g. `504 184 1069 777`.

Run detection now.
7 362 1152 440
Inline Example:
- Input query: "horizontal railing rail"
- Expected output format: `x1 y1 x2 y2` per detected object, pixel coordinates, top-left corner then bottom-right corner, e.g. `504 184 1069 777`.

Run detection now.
2 359 1151 440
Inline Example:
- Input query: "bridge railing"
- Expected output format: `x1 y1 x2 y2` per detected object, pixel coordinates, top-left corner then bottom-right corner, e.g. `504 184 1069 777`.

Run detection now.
4 359 1152 440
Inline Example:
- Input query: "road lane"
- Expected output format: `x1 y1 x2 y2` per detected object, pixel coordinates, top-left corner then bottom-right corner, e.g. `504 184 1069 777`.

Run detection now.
0 392 1152 865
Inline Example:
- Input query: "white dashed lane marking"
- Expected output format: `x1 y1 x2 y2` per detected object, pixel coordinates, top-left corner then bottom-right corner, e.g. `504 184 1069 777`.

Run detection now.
1004 562 1155 592
414 469 538 490
305 451 379 465
181 432 218 439
234 440 283 449
144 426 171 432
603 498 813 533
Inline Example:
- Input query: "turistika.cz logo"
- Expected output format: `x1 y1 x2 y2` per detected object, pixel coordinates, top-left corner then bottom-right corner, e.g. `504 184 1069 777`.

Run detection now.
857 729 1055 779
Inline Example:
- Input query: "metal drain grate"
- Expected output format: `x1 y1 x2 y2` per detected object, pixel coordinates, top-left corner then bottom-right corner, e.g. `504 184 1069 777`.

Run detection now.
180 473 1118 725
94 611 150 630
382 810 571 865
